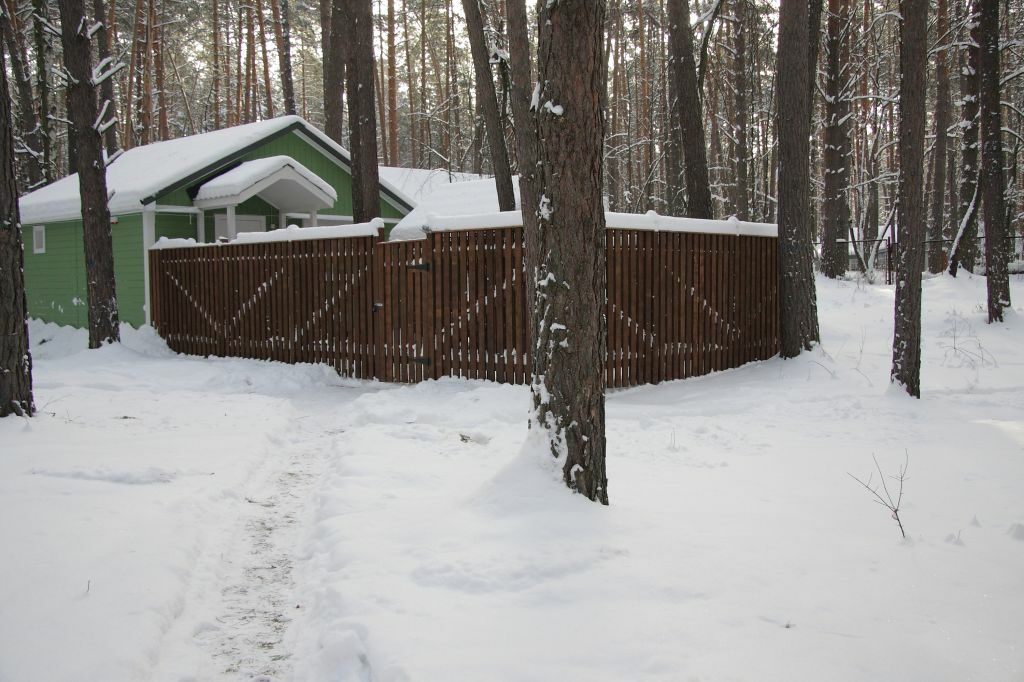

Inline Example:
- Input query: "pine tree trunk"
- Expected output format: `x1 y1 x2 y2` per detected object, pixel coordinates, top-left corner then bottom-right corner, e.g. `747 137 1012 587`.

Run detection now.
226 5 235 126
58 0 120 348
375 43 389 164
153 4 169 140
256 0 274 119
140 0 154 144
235 7 244 124
637 0 649 210
731 0 749 220
324 0 345 143
667 0 714 219
213 0 221 128
244 5 255 122
776 0 820 357
506 0 538 222
821 0 852 278
403 0 417 164
1 9 44 188
345 0 380 222
126 0 146 146
91 0 118 156
950 0 981 275
32 0 52 180
977 0 1010 321
387 0 399 165
0 42 34 418
270 0 296 116
462 0 515 211
527 0 608 505
928 0 951 273
891 0 926 397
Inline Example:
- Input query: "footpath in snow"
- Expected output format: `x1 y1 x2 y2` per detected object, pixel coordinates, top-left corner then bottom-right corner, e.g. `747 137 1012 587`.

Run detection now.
1 273 1023 682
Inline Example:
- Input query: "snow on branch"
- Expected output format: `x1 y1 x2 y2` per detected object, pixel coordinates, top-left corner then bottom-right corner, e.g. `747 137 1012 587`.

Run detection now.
92 57 126 86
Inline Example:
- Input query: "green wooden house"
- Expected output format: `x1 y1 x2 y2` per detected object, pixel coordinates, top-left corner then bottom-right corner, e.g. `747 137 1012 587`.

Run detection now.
18 116 421 328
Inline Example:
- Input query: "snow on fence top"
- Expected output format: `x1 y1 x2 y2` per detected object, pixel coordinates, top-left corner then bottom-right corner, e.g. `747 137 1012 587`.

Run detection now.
149 219 384 250
389 210 777 241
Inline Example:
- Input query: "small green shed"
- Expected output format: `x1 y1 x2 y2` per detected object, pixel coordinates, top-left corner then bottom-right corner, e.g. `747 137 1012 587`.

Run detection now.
19 115 417 327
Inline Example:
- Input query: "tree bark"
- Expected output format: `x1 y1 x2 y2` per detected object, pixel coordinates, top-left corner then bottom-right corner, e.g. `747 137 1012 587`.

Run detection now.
125 0 145 145
527 0 608 504
387 0 399 165
345 0 380 222
776 0 820 357
153 1 169 140
140 0 154 143
213 0 221 128
977 0 1010 321
927 0 951 273
506 0 538 222
667 0 713 219
58 0 119 347
820 0 852 278
0 9 44 188
891 0 926 397
403 0 417 164
949 0 981 275
324 0 345 144
255 0 274 119
244 4 255 122
91 0 117 157
731 0 749 220
0 40 34 418
32 0 52 181
270 0 296 116
462 0 515 211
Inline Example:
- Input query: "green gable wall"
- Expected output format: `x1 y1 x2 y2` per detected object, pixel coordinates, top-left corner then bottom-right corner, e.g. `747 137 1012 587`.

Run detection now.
22 214 146 328
154 130 406 222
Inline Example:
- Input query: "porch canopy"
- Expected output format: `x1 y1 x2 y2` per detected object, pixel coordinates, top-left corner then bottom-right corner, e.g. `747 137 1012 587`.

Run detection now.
193 155 338 237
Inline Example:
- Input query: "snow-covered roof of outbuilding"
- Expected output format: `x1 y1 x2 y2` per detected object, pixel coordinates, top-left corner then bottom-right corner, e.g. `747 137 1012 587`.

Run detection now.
377 167 482 204
19 116 414 224
389 177 521 241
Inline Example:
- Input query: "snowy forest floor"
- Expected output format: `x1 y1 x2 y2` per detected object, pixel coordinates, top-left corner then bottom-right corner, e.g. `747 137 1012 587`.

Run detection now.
2 273 1023 682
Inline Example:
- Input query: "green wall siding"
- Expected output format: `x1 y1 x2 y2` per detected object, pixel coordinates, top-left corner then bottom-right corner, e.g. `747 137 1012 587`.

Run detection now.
156 212 201 241
24 127 409 330
22 214 146 328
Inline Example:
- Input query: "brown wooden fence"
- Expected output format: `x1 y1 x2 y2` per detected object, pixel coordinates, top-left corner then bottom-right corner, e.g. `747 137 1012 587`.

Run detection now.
149 226 778 387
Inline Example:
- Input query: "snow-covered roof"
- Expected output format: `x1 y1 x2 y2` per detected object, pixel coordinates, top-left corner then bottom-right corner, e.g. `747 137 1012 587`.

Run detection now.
377 167 482 204
19 116 413 224
422 211 777 237
389 177 521 241
389 177 777 241
193 156 337 212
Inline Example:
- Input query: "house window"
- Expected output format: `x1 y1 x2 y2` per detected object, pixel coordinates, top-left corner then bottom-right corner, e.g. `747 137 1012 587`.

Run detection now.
32 225 45 254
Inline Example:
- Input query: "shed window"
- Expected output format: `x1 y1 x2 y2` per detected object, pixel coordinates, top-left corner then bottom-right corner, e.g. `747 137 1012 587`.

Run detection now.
32 225 45 254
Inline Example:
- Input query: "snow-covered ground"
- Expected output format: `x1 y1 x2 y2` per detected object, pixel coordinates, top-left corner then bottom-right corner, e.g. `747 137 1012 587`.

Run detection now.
2 273 1023 682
